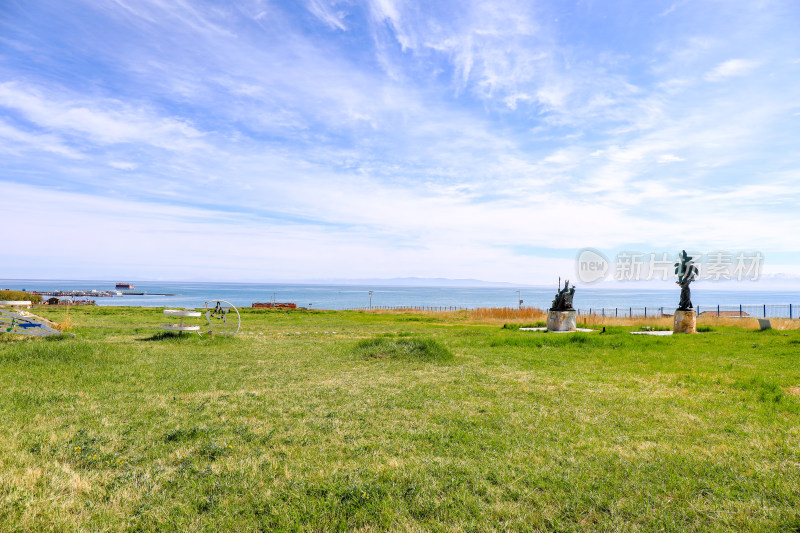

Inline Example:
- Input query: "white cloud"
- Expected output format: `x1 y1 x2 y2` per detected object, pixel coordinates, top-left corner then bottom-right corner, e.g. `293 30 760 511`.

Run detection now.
658 0 688 17
361 0 560 110
109 161 138 170
705 59 760 82
0 82 208 151
0 119 82 158
0 181 578 282
305 0 348 30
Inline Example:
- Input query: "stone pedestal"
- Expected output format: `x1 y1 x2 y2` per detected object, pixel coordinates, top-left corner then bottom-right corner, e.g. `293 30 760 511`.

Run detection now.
547 309 577 332
673 309 697 333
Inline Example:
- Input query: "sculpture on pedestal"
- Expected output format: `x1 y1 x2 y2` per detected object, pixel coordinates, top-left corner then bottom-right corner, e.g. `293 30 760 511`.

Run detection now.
547 278 577 332
673 250 699 333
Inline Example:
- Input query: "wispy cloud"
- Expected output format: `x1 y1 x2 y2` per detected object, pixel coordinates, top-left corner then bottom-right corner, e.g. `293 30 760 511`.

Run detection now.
0 119 82 158
704 58 760 81
0 82 207 150
306 0 348 30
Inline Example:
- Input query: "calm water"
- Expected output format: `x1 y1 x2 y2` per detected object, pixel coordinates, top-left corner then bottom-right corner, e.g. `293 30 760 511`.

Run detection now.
3 279 800 314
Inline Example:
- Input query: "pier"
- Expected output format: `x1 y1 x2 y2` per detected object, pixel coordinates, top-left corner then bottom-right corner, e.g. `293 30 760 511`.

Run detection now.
32 290 179 298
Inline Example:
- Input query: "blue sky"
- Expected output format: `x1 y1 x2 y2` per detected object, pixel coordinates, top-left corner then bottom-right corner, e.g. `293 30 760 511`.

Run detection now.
1 0 799 284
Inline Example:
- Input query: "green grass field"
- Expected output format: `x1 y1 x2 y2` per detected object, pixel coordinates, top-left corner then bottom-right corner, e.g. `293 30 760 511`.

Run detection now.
2 307 799 531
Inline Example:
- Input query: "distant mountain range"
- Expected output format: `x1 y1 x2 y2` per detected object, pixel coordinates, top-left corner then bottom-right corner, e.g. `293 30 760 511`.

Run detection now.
305 277 537 288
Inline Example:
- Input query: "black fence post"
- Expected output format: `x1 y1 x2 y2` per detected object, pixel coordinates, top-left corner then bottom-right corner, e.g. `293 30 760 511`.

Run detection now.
739 304 742 318
791 304 793 319
764 304 766 318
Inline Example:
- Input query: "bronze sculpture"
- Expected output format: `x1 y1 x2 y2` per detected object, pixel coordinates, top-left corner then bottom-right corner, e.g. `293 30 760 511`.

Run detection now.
674 250 698 310
550 278 576 311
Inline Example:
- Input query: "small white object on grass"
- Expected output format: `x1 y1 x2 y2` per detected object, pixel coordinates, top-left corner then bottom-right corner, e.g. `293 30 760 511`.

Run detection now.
163 309 202 336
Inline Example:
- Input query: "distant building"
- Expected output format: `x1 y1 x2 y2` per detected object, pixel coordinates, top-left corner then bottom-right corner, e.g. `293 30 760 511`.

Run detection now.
252 302 298 309
46 297 61 305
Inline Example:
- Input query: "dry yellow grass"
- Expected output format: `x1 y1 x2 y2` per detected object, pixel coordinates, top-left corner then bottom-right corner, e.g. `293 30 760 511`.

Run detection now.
55 304 72 332
367 307 549 324
468 307 547 322
364 307 800 330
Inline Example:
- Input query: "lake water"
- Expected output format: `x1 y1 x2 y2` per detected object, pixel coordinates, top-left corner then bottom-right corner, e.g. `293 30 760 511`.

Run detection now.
3 279 800 317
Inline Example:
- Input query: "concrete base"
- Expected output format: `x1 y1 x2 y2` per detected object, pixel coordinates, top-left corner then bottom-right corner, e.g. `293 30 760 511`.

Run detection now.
673 309 697 334
547 309 577 332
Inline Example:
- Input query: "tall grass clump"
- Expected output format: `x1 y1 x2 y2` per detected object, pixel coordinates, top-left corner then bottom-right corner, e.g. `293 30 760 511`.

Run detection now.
768 318 800 330
0 290 42 304
353 336 453 362
366 307 550 325
702 317 800 331
468 307 547 323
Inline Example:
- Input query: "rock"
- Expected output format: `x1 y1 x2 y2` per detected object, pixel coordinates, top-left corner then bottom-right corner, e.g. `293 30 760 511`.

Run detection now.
673 309 697 333
547 310 577 332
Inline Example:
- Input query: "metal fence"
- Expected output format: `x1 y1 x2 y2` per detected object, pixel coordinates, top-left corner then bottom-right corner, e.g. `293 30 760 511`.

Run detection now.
577 304 799 319
347 306 470 312
577 307 667 318
346 304 800 318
